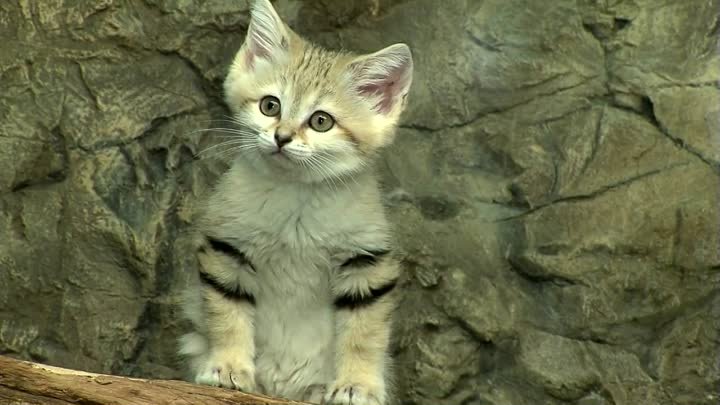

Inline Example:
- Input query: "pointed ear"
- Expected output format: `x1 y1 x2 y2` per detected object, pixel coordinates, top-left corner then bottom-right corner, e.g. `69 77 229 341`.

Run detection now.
242 0 290 68
348 43 414 115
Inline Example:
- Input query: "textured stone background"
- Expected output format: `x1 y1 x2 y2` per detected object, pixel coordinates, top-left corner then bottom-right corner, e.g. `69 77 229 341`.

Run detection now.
1 0 719 404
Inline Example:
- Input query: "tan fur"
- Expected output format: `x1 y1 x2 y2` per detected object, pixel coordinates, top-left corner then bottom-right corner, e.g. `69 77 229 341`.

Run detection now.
179 1 413 404
224 7 412 170
332 256 401 298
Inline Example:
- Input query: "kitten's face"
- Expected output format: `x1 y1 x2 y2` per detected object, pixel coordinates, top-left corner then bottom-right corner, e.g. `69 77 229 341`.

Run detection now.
222 0 413 183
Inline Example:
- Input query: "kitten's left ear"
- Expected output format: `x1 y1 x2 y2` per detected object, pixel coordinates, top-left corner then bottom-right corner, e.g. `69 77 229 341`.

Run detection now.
348 43 414 115
242 0 290 68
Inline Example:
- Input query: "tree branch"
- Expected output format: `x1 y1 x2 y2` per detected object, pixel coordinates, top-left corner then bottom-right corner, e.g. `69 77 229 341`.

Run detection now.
0 355 312 405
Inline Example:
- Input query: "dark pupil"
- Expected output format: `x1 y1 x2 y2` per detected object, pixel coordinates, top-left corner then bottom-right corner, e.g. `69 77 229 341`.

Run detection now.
267 101 276 110
317 116 325 124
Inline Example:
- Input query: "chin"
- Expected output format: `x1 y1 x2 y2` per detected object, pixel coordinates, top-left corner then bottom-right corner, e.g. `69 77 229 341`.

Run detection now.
244 148 365 185
238 149 319 184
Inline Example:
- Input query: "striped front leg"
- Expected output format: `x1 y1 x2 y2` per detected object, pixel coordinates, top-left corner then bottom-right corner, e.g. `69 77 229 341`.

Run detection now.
190 236 258 392
324 249 400 405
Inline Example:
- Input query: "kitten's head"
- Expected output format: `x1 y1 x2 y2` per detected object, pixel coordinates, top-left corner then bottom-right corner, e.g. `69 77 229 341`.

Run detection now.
223 0 413 183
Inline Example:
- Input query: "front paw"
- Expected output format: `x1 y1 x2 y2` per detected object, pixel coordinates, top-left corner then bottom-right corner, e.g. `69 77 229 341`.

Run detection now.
323 383 384 405
194 354 255 392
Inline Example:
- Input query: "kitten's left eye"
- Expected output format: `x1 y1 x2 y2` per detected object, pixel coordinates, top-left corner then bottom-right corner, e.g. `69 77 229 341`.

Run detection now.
308 111 334 132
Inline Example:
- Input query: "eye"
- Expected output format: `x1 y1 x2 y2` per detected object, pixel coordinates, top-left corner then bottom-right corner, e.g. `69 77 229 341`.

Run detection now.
308 111 335 132
259 96 281 117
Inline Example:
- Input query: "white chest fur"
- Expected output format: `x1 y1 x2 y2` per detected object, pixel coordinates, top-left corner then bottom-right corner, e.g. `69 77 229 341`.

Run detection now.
199 159 391 398
204 159 391 261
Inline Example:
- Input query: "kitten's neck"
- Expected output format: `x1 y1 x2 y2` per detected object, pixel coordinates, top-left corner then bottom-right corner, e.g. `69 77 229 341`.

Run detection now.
232 153 377 193
204 155 384 238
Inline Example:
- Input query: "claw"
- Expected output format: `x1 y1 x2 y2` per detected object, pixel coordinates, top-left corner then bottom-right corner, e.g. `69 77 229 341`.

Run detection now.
323 384 383 405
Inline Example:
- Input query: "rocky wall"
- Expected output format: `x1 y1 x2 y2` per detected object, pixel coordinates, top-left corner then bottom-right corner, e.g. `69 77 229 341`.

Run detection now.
1 1 718 404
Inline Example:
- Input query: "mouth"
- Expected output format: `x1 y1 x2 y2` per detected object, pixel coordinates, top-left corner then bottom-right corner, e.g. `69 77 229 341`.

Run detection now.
268 148 291 161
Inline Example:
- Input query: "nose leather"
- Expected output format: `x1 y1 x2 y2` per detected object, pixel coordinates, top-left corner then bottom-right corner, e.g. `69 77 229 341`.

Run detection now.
274 131 292 148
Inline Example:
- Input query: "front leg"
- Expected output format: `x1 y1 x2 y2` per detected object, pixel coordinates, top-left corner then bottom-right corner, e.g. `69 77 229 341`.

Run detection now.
325 249 401 405
180 236 258 392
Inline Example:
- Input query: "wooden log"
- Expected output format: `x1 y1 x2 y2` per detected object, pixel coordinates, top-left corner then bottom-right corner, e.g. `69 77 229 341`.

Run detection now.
0 355 313 405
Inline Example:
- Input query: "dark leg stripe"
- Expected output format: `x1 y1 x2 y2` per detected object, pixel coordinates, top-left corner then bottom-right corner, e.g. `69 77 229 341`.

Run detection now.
340 249 390 269
199 271 256 305
205 236 256 272
333 279 397 310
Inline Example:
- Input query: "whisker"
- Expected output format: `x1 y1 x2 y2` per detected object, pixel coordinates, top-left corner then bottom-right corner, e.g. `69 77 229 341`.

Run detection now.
195 140 250 157
313 153 363 191
195 119 246 125
189 128 256 135
209 145 258 157
222 114 253 127
308 155 344 192
203 142 257 155
302 156 332 191
201 144 259 161
210 135 256 140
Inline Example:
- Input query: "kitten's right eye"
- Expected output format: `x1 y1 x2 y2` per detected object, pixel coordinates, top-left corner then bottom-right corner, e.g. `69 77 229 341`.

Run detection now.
259 96 281 117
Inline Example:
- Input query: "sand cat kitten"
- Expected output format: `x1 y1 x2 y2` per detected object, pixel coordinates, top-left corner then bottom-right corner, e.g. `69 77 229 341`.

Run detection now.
178 1 413 404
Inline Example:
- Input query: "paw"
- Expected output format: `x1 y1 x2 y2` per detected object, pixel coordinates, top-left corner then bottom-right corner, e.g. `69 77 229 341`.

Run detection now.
323 383 384 405
194 355 255 392
304 384 327 403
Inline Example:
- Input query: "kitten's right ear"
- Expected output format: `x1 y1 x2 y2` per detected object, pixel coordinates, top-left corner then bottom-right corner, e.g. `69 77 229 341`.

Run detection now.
241 0 289 68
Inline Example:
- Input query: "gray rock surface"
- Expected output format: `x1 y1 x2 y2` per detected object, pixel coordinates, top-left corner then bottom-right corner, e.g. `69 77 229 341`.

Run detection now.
1 0 718 404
